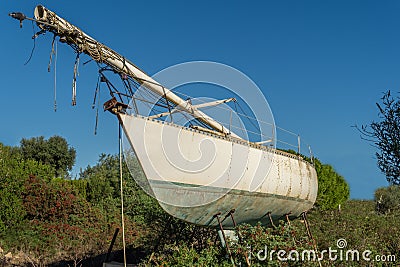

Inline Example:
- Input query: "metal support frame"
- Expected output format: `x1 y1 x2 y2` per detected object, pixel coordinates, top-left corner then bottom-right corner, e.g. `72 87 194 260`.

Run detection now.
105 228 120 263
214 212 235 266
301 212 322 267
285 212 291 226
266 212 277 228
221 209 237 227
221 209 242 243
214 212 229 249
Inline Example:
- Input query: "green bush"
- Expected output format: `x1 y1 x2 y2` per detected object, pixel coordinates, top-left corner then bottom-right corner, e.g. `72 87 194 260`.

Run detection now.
0 143 54 234
375 185 400 214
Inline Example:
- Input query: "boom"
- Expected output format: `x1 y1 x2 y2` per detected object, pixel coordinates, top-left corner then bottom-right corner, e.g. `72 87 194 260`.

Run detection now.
33 5 239 138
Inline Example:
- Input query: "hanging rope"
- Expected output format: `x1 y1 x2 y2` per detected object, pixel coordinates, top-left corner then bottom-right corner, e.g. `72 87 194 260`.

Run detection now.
93 75 101 135
24 21 36 65
72 53 80 106
48 35 56 72
45 35 58 112
53 40 58 112
119 124 127 267
92 75 100 109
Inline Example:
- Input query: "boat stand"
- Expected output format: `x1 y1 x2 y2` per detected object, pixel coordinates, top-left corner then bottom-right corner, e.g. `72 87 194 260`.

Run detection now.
222 209 242 243
213 211 236 266
285 212 291 226
104 228 120 263
301 211 322 267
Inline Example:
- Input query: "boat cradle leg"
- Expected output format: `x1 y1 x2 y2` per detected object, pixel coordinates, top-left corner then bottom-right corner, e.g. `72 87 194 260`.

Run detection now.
104 228 120 263
267 212 277 228
220 209 242 244
301 212 314 241
214 212 235 266
285 212 292 226
227 209 242 243
301 211 322 267
215 212 229 249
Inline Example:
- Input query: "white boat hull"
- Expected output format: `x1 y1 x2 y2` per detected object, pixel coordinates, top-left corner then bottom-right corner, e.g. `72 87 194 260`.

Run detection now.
119 114 318 228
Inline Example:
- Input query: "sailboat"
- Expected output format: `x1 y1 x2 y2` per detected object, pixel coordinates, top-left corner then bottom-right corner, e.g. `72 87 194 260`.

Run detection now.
11 5 318 229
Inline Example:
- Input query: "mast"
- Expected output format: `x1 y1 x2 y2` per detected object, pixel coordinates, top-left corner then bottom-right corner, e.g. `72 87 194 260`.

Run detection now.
33 5 239 138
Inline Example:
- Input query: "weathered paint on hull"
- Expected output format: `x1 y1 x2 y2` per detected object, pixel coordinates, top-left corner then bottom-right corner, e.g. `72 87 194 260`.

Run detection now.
119 113 318 228
151 180 314 228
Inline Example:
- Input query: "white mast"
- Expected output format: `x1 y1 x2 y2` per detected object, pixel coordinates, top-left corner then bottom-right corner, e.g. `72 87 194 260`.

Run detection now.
33 5 240 138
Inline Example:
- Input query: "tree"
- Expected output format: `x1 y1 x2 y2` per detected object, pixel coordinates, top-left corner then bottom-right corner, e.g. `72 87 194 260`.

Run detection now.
0 143 54 233
20 135 76 178
358 91 400 185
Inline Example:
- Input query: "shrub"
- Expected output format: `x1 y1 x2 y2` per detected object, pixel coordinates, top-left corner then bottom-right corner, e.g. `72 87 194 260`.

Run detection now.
149 221 316 267
375 185 400 214
0 143 54 234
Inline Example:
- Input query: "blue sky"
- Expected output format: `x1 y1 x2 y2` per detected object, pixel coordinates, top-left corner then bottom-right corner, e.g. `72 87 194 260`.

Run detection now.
2 1 399 199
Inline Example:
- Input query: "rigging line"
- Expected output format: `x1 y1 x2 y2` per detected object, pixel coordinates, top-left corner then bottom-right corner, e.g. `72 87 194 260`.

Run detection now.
72 53 80 106
234 102 247 138
100 72 134 104
112 92 169 109
221 123 272 140
94 90 100 135
137 88 167 111
53 40 57 112
120 75 130 97
118 124 127 267
235 101 263 133
122 77 134 96
276 139 298 149
92 75 101 109
173 112 194 126
140 84 162 101
162 86 173 122
104 80 118 98
93 75 101 135
173 90 276 127
108 80 124 103
275 126 298 137
126 79 139 114
133 90 154 112
48 35 56 72
100 74 121 100
171 91 277 134
83 59 93 65
130 91 269 140
24 21 36 65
